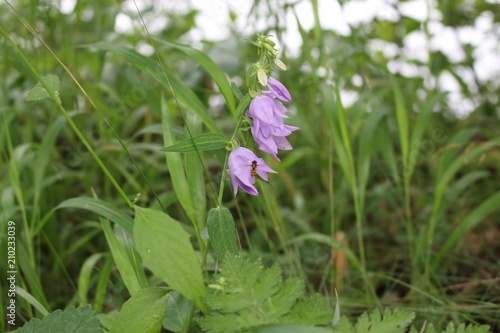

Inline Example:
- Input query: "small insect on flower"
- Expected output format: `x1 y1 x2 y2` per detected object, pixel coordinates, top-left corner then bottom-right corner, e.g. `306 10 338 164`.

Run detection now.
250 160 258 177
228 147 276 196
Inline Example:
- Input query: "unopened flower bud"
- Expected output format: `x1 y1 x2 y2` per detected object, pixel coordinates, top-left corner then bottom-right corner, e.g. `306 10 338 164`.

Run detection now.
257 68 268 86
273 58 287 71
262 43 278 56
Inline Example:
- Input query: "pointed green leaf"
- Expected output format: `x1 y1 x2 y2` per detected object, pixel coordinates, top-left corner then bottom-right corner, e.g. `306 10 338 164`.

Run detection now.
133 206 207 310
163 291 195 333
207 207 239 259
160 132 229 153
55 197 133 233
110 287 170 333
100 217 146 295
26 75 60 101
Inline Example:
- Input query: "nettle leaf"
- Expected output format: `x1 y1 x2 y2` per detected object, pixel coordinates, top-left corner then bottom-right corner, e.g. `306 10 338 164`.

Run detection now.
17 305 102 333
160 132 229 153
133 206 207 310
207 207 239 260
198 255 332 333
110 287 170 333
26 75 60 102
334 308 415 333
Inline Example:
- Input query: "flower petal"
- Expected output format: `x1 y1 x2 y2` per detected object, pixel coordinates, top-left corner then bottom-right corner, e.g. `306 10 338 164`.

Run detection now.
267 77 292 102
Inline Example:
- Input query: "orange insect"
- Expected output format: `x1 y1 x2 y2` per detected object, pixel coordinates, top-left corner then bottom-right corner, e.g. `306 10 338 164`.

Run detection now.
250 160 258 177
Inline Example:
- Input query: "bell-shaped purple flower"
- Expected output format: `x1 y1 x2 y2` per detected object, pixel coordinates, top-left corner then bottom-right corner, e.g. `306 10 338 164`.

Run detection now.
246 93 299 160
251 124 299 160
228 147 277 196
267 77 292 102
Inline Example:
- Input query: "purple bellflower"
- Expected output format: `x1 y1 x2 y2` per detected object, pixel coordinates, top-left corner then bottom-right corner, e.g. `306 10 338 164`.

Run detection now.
266 77 291 102
246 78 299 160
228 147 276 196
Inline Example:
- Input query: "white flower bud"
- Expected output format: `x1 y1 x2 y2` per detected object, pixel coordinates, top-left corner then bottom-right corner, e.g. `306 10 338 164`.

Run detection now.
257 68 268 86
273 58 288 71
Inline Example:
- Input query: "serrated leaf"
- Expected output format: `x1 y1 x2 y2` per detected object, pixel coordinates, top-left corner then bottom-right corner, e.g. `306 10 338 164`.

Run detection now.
163 291 195 333
267 278 304 319
256 324 336 333
160 132 229 153
17 305 103 333
334 308 415 333
334 316 354 332
200 256 315 333
26 75 60 101
133 206 207 310
425 322 492 333
255 264 283 305
198 311 261 333
207 207 239 259
281 294 332 326
110 287 170 333
367 308 415 333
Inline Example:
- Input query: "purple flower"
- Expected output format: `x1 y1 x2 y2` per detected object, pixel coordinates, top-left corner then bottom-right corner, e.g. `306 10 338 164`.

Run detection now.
228 147 276 196
251 125 298 160
267 77 292 102
246 89 299 160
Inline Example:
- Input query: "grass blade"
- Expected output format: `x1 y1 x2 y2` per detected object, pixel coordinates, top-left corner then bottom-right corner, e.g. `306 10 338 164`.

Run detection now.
86 42 220 133
158 40 236 115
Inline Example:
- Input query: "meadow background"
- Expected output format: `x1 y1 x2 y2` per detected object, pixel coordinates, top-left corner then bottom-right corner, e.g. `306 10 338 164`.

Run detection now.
1 0 499 332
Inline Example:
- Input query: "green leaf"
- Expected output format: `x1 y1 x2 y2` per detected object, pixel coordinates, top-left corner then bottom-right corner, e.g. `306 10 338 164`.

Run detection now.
133 206 207 310
110 287 170 333
235 94 252 118
281 294 332 326
55 197 134 233
207 207 239 259
17 305 103 333
256 325 336 333
26 75 60 101
157 40 236 115
433 190 500 268
231 82 244 100
184 112 207 230
163 291 195 333
333 308 415 333
367 308 415 333
77 253 104 306
428 322 491 333
15 287 50 317
160 132 229 153
199 256 330 333
100 217 146 295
